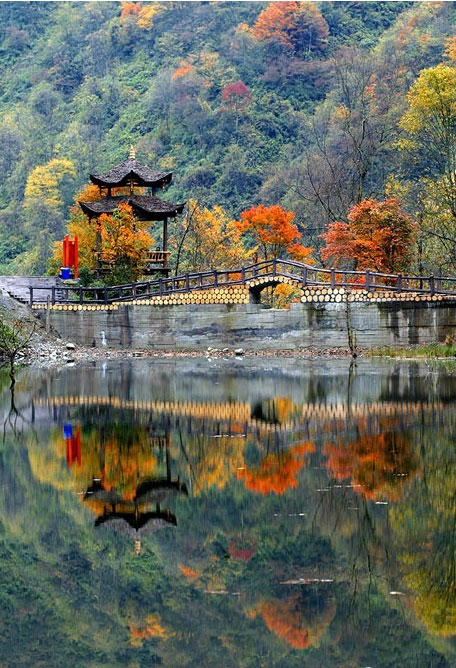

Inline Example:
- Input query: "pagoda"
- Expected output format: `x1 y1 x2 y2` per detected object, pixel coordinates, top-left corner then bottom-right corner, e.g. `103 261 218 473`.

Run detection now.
79 148 185 275
82 430 188 554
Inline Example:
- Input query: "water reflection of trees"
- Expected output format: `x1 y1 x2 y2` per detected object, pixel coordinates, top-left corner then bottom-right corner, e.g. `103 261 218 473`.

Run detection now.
324 421 419 501
20 389 456 663
390 417 456 638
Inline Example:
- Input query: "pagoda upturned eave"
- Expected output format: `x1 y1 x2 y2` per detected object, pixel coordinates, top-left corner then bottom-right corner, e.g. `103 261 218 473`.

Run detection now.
89 158 172 189
79 194 185 221
94 510 178 537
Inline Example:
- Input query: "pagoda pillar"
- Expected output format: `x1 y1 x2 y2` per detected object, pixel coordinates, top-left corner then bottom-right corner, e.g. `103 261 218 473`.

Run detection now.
96 220 102 271
163 216 168 258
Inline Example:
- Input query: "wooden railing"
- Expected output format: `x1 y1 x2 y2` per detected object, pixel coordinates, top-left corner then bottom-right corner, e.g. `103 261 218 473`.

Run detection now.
28 258 456 306
145 250 170 265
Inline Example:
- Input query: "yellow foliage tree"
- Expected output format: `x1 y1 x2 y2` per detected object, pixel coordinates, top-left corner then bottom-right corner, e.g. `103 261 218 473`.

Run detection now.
175 199 249 273
398 63 456 272
137 3 166 28
24 158 76 210
99 203 153 279
129 613 170 646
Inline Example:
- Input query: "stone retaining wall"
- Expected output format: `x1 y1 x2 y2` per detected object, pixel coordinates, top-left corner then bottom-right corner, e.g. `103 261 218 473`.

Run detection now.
37 299 456 350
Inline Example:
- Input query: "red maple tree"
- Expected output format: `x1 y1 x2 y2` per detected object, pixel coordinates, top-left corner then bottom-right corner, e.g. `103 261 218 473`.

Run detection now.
221 81 251 109
320 198 416 273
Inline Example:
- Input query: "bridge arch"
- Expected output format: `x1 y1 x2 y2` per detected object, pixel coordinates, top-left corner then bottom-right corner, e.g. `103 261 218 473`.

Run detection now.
247 276 304 304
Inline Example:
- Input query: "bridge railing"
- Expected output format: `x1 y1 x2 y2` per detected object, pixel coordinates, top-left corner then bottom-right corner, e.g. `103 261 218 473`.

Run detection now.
27 259 456 306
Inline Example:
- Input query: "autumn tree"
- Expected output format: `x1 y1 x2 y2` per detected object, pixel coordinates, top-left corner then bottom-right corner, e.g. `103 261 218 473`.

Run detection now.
53 186 153 283
173 199 249 274
51 183 100 275
257 592 335 650
398 64 456 273
320 197 416 273
99 204 152 281
324 427 417 502
252 2 329 55
389 425 456 637
119 2 142 23
235 204 313 262
280 47 404 239
237 442 314 495
400 64 456 189
22 158 77 273
221 82 251 130
172 60 197 81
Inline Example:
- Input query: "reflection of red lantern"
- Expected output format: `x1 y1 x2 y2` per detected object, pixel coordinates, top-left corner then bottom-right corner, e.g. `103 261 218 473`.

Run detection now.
65 424 81 467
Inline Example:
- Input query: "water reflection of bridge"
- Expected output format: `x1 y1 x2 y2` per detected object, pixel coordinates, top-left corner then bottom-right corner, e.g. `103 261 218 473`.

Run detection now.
35 395 453 436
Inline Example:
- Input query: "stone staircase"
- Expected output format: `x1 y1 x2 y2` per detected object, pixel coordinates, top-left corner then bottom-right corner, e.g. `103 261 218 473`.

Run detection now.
0 276 63 305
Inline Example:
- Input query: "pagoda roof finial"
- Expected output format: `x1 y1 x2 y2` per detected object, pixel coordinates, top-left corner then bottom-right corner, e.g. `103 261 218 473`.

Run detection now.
129 146 136 160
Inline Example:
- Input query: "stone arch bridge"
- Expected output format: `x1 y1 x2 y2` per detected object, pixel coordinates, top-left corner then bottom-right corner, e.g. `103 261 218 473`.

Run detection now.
25 258 456 308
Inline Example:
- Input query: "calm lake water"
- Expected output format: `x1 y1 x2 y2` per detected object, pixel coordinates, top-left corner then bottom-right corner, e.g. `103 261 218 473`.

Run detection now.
2 356 456 667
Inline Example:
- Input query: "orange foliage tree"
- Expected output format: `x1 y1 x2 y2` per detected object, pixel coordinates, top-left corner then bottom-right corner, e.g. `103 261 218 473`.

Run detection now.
99 203 153 280
120 1 142 22
129 613 170 647
237 442 314 494
258 593 335 650
252 1 329 55
53 186 153 281
320 197 417 273
172 60 197 80
53 423 158 506
323 428 418 501
235 204 313 262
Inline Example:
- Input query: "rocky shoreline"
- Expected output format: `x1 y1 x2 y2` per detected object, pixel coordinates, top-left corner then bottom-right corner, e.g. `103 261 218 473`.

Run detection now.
23 340 360 367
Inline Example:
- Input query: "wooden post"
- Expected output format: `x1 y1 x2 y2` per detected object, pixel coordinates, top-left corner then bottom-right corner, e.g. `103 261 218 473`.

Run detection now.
302 266 307 287
79 287 83 304
45 296 50 333
96 220 102 271
429 275 435 296
74 235 78 279
397 274 402 293
163 217 168 253
29 287 33 306
132 282 137 299
159 278 163 297
185 273 190 291
365 270 370 291
104 286 108 305
272 258 277 276
51 286 56 305
241 267 245 283
331 268 336 289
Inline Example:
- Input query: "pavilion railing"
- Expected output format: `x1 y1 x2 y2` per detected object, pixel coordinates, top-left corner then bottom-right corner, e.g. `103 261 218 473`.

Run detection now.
27 258 456 306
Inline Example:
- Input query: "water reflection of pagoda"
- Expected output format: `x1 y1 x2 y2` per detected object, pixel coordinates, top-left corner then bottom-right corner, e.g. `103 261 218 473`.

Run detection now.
79 148 185 275
81 431 188 553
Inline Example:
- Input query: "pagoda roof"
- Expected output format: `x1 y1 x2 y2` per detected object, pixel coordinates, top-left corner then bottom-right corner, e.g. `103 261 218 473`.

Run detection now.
79 194 185 221
90 158 172 188
135 478 188 505
95 510 177 538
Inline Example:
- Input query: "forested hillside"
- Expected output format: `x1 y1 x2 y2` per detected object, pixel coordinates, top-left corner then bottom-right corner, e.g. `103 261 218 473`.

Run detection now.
1 1 456 275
